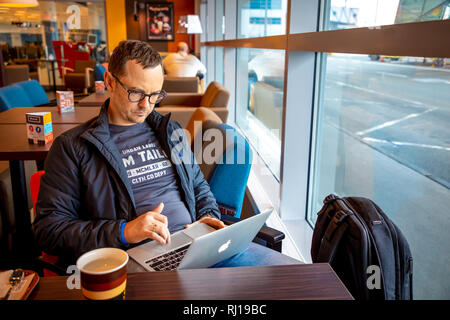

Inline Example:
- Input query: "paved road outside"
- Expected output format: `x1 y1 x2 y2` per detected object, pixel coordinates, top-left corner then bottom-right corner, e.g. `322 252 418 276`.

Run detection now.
316 54 450 299
325 54 450 189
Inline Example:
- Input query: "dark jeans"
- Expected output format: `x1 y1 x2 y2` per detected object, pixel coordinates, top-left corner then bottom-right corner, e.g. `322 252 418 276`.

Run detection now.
211 242 301 268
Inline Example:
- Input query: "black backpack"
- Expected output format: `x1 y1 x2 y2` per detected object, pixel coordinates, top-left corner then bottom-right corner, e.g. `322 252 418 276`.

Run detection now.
311 194 413 300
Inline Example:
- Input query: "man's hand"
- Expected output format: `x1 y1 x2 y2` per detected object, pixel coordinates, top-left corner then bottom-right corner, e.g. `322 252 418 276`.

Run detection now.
184 214 226 230
124 203 170 245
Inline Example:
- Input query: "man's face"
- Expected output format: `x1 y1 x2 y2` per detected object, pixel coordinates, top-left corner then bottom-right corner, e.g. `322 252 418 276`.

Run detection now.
105 60 164 126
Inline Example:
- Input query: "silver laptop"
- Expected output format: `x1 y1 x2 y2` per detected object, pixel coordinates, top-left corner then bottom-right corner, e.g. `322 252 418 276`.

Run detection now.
127 209 273 272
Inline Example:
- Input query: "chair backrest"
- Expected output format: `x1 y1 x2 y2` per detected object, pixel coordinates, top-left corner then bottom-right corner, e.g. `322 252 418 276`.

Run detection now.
163 76 198 93
0 84 33 112
94 64 107 81
30 170 60 277
186 107 223 147
52 40 90 77
211 124 252 218
251 81 283 132
200 81 230 108
4 64 30 86
15 80 49 106
74 60 96 73
197 121 252 218
30 170 45 215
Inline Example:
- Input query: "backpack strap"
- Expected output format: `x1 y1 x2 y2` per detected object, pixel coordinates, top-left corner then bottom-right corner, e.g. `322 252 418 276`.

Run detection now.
317 211 350 262
317 198 354 262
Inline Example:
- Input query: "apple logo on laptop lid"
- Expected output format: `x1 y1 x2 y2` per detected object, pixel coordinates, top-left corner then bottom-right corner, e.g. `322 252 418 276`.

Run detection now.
218 240 231 253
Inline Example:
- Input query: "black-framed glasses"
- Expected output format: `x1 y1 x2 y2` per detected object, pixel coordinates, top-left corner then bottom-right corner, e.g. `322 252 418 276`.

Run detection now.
111 73 167 104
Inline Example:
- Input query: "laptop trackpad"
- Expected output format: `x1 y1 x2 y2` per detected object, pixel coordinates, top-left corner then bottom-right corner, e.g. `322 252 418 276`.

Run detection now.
183 223 216 240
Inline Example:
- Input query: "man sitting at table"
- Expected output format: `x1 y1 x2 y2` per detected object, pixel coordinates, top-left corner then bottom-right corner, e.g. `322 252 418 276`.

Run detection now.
162 42 206 79
32 40 224 268
32 40 297 270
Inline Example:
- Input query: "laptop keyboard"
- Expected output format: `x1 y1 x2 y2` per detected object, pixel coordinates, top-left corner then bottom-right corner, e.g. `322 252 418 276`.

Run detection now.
145 244 190 271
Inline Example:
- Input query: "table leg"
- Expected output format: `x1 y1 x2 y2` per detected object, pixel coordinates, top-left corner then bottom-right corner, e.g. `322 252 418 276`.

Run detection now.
45 64 51 90
35 160 45 171
9 160 36 264
51 62 57 92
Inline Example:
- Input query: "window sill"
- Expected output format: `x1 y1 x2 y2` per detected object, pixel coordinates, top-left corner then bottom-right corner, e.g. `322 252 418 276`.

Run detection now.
282 218 313 263
246 165 310 263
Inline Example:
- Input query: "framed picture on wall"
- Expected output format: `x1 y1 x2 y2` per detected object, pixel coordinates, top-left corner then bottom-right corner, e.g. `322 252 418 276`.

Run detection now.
146 2 174 41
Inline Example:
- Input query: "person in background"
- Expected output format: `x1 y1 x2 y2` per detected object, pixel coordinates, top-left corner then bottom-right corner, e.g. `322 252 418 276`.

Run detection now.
162 42 206 79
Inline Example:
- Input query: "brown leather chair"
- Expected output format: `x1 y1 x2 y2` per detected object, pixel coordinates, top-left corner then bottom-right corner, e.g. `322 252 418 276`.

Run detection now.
63 60 96 93
185 107 223 147
3 65 30 86
12 59 39 81
250 81 283 133
158 81 229 128
162 76 199 93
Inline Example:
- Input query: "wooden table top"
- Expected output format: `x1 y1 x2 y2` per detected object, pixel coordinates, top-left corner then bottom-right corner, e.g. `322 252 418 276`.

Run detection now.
78 91 109 107
0 107 100 124
0 124 77 160
30 264 353 300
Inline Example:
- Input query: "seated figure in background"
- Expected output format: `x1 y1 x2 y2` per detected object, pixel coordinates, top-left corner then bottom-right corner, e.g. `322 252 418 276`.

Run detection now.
162 42 206 79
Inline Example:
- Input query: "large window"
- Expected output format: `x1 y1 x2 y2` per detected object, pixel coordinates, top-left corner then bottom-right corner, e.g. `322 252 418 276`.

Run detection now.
202 0 449 299
235 48 284 179
306 0 450 300
308 52 450 298
237 0 287 38
214 0 224 84
327 0 450 30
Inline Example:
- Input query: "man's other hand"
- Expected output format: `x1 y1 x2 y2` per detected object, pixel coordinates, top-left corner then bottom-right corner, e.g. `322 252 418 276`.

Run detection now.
124 203 171 245
184 215 226 230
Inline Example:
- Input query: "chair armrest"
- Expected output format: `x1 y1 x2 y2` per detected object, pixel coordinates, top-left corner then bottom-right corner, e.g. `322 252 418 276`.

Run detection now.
220 214 240 225
221 215 285 252
256 225 285 252
159 93 203 107
62 67 74 75
85 68 94 87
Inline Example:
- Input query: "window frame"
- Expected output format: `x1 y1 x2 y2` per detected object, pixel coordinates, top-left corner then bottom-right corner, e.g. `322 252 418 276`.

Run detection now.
201 0 450 261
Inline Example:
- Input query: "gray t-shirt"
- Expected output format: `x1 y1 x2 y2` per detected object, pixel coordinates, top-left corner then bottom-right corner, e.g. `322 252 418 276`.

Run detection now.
109 121 192 233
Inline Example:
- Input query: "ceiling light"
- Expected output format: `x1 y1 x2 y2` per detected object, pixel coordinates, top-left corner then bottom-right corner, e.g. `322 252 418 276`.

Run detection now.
0 0 39 8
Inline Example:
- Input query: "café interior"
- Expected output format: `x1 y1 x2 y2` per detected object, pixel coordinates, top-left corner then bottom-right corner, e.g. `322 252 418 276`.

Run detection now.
0 0 448 301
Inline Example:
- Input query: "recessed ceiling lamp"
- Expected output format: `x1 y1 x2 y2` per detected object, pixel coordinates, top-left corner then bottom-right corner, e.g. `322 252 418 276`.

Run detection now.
0 0 39 7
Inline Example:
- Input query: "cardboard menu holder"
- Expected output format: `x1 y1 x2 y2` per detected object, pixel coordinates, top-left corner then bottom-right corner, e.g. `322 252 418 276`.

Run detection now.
56 90 75 113
26 112 54 145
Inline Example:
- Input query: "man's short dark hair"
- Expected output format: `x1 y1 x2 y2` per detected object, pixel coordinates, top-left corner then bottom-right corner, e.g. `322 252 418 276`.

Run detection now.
108 40 162 77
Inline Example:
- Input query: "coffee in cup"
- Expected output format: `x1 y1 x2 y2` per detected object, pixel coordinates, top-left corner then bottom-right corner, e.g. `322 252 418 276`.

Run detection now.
76 248 128 300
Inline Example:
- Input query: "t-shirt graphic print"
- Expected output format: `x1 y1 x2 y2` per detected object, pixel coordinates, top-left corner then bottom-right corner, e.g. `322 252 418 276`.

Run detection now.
109 121 192 233
123 143 171 186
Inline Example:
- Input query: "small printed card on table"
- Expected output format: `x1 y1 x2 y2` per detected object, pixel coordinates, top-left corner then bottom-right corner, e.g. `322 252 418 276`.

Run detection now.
95 81 105 93
56 90 75 113
25 112 53 145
